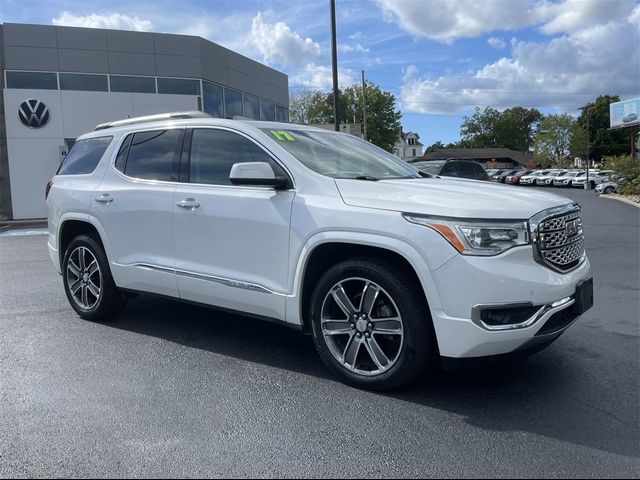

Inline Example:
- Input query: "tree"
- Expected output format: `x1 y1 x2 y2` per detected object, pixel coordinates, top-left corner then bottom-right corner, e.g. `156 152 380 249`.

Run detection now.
576 95 629 162
289 90 330 124
459 106 542 151
534 114 575 167
425 140 446 151
288 81 402 152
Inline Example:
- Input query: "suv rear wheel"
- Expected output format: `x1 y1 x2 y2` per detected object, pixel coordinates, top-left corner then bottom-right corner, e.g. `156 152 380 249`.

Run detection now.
63 235 126 321
310 257 433 390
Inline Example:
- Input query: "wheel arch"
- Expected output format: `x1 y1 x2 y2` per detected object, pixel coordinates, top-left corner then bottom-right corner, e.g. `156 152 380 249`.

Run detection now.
58 214 111 268
288 233 443 333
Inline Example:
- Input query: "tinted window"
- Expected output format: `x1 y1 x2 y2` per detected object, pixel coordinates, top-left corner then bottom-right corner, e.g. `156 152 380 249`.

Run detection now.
441 161 475 179
110 75 156 93
6 71 58 90
115 135 133 173
57 136 112 175
260 100 275 121
190 129 272 185
412 161 444 175
59 73 108 92
472 163 490 180
124 129 183 181
276 105 289 122
224 89 243 118
203 81 224 118
157 78 200 95
243 94 260 120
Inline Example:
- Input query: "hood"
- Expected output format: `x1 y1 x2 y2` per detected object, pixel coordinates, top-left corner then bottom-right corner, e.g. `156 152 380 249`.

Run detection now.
335 177 573 219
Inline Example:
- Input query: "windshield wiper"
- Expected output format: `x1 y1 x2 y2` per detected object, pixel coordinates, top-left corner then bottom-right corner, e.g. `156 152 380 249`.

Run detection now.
353 175 380 181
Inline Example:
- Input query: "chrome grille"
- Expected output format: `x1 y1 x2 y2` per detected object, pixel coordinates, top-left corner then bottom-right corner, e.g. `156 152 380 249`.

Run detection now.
534 208 585 272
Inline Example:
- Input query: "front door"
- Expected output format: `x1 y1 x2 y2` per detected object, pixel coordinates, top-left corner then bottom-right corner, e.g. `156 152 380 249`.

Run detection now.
173 127 294 320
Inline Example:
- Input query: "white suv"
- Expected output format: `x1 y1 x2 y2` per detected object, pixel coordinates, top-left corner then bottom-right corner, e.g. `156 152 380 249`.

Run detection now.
47 112 593 390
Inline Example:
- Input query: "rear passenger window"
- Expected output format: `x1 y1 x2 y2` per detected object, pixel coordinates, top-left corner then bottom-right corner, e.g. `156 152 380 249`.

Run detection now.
57 136 112 175
123 129 183 181
441 161 474 179
189 129 272 185
472 163 490 180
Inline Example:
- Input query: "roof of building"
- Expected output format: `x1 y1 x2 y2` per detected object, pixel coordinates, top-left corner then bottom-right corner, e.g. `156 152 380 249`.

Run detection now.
421 147 533 165
395 131 423 147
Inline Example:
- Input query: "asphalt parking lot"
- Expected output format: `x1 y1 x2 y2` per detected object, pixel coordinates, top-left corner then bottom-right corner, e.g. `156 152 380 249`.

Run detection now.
1 188 638 478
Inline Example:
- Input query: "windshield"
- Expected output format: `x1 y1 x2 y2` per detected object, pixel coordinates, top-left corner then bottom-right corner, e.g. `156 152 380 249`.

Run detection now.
260 128 420 180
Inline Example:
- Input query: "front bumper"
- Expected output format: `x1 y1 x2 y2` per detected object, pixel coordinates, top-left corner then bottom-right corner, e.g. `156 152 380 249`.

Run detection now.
427 246 592 358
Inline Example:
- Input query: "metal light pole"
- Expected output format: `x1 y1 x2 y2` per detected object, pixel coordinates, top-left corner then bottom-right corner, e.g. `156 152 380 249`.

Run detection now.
361 70 367 140
578 104 590 189
330 0 340 132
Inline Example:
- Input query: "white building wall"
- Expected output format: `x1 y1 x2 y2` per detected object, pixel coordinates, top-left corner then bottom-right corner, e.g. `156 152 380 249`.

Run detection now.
4 89 198 219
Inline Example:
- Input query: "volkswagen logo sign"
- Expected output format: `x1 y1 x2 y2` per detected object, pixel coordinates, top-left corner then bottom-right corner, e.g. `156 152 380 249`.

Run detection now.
18 99 50 128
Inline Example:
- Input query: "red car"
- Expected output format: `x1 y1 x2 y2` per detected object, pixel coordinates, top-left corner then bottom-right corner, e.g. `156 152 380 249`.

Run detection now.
505 170 534 185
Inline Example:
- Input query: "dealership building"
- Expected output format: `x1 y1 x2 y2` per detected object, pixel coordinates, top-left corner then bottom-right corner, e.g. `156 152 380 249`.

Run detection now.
0 23 290 220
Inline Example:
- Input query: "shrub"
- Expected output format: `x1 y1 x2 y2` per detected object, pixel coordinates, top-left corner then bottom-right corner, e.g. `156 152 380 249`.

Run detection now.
602 155 640 195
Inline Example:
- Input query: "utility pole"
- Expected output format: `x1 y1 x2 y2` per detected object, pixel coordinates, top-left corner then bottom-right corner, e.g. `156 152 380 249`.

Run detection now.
578 104 591 188
330 0 340 131
361 70 367 141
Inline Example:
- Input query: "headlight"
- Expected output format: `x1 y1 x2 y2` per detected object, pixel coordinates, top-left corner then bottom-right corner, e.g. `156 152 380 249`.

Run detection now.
403 214 529 256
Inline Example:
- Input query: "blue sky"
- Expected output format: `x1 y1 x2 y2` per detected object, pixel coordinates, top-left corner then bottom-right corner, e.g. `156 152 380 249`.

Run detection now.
2 0 639 146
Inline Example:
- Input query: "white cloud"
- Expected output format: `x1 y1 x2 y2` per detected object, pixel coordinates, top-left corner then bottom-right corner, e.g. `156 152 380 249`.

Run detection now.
51 11 153 31
487 37 506 49
290 63 357 90
250 12 321 69
339 43 370 54
375 0 537 43
401 9 640 114
375 0 638 42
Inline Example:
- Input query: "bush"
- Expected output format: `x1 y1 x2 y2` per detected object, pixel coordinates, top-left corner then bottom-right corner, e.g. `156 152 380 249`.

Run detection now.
602 155 640 195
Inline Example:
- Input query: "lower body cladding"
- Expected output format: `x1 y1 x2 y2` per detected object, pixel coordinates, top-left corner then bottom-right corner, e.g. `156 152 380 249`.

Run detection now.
425 245 592 361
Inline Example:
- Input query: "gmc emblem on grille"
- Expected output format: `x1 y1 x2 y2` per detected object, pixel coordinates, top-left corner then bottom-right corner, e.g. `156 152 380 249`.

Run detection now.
566 219 580 237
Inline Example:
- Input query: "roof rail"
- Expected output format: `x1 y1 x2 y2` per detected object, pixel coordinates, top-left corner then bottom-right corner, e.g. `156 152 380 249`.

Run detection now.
94 111 211 131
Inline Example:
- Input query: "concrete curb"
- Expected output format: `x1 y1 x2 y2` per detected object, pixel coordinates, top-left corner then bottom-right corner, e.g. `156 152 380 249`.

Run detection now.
598 194 640 209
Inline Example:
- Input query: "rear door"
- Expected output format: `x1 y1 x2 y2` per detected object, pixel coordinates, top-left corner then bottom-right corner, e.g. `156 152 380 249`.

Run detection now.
92 128 184 297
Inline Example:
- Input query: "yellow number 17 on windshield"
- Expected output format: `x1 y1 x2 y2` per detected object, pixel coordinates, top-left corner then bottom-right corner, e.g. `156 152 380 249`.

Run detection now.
270 130 295 141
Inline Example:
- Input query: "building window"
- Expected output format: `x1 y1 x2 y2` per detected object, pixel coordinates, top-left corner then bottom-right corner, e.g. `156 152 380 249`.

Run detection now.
276 105 289 123
109 75 156 94
202 81 224 118
157 78 201 96
6 71 58 90
224 88 243 118
243 94 260 120
59 73 108 92
260 99 275 121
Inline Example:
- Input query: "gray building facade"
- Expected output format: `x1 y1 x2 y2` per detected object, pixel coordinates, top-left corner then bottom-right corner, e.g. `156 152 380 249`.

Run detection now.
0 23 289 220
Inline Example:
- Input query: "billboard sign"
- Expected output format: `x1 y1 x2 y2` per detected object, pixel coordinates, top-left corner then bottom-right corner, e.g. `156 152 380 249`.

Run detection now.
610 97 640 129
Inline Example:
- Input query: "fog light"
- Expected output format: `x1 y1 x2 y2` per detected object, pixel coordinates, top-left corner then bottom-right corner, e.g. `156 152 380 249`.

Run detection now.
480 306 541 327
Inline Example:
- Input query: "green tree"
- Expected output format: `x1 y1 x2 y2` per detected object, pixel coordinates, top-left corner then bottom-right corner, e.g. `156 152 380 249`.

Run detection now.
577 95 629 162
459 106 542 151
289 90 330 124
288 82 402 152
425 140 446 151
534 114 575 167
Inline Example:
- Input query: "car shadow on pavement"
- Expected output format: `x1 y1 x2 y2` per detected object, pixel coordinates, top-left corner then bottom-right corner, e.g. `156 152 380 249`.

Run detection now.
106 294 638 459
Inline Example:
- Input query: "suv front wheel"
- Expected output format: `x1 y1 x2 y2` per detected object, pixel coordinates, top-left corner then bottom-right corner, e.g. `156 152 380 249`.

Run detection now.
310 258 433 390
62 235 126 321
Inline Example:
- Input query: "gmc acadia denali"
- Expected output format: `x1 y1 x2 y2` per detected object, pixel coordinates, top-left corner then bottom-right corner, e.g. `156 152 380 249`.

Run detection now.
47 112 593 390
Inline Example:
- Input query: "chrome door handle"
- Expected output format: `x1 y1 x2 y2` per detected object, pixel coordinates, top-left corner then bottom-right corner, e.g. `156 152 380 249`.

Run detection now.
95 194 113 204
176 198 200 209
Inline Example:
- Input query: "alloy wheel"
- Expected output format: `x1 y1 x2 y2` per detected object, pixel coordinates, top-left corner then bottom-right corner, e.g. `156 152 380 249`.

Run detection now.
321 277 404 377
66 246 102 310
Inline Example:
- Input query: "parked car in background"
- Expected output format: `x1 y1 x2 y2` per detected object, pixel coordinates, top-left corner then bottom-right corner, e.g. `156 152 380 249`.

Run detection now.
410 159 490 181
494 169 521 183
595 176 625 194
553 171 585 187
519 170 551 186
488 169 509 181
505 170 534 185
540 170 568 186
573 171 613 189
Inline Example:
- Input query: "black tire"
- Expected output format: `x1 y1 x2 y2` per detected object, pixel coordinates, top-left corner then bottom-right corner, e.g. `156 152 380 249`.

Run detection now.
62 234 126 321
604 186 614 194
590 181 596 189
533 180 538 186
309 257 434 391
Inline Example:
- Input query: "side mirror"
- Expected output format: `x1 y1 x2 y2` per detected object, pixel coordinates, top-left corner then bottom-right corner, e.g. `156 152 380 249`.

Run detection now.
229 162 289 189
